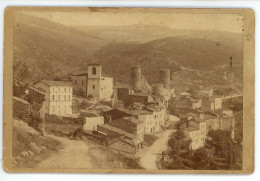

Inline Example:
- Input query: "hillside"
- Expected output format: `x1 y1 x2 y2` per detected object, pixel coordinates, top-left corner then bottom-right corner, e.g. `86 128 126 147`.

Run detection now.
92 35 243 92
14 13 99 82
13 13 243 93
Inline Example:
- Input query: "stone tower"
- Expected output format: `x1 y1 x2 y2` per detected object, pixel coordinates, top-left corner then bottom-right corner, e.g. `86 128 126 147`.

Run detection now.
130 65 142 92
87 64 101 100
159 69 171 89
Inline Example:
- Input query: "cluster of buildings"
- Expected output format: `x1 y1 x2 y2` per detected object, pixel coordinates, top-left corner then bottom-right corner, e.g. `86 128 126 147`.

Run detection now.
174 87 238 150
33 63 114 116
15 62 240 154
29 64 174 155
81 65 174 154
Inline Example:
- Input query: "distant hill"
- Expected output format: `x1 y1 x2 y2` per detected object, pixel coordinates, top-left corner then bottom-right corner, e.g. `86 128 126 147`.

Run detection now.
13 13 243 93
92 34 243 89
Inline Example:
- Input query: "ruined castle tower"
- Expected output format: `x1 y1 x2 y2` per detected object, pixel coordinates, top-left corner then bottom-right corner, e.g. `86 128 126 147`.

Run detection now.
130 65 142 92
159 69 171 89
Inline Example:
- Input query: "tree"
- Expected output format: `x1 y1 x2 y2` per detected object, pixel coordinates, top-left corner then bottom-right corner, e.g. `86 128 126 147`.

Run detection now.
193 148 213 170
168 130 189 158
208 130 242 170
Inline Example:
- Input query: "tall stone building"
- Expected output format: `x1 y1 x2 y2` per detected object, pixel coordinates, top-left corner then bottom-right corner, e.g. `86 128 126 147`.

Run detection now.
71 64 113 101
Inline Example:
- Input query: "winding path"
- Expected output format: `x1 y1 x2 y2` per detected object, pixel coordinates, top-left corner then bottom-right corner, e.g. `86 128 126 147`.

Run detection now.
140 130 175 170
36 135 93 169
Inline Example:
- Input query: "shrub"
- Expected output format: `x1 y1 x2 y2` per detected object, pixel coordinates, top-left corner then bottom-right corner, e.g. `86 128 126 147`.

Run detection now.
45 114 64 124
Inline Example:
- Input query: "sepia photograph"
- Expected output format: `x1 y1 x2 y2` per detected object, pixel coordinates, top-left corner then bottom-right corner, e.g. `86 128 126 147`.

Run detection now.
3 7 255 174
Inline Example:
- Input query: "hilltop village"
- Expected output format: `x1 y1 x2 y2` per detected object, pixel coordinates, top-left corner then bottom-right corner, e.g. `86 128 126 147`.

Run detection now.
13 63 242 169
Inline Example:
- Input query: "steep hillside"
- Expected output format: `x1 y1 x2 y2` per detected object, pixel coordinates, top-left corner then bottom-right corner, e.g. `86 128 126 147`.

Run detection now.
92 34 243 90
13 13 243 93
14 13 98 82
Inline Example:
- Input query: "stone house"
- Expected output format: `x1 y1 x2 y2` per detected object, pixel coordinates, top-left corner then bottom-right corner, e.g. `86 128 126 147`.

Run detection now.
97 123 143 154
71 64 113 101
34 80 73 116
83 115 104 132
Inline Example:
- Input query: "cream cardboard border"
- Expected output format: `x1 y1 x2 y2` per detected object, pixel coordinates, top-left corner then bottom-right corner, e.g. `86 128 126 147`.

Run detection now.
3 7 255 174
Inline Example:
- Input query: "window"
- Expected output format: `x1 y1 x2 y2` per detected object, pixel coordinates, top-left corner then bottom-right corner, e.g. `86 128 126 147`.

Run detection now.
69 95 71 100
52 95 55 101
92 67 96 75
53 88 55 92
58 95 60 101
64 95 66 101
93 85 95 89
52 106 55 113
82 80 84 86
65 88 66 92
75 80 77 84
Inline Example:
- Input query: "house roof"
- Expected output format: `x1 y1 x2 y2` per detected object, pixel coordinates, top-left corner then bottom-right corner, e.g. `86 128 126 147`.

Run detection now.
98 124 135 139
180 92 191 96
71 72 88 76
132 109 153 115
191 117 206 123
184 126 200 132
35 80 72 87
28 85 46 93
113 116 144 125
187 112 199 118
129 92 151 97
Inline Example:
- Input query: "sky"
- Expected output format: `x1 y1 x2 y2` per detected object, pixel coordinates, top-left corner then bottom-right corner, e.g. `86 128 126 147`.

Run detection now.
20 11 244 33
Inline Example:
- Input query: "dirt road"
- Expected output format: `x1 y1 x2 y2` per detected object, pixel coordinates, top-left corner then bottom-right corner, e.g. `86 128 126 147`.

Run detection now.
140 130 175 170
36 135 94 169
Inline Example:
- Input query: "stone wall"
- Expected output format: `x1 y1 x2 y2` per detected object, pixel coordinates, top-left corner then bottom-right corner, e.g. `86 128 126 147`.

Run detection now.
13 96 30 123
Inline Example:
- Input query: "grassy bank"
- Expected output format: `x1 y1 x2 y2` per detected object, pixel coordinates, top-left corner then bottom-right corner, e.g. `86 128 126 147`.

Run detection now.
12 119 62 168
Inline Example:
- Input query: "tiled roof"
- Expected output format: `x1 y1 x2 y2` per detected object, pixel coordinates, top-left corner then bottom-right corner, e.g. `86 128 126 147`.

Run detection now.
98 124 135 139
122 117 144 124
71 72 88 76
35 80 72 87
28 85 46 93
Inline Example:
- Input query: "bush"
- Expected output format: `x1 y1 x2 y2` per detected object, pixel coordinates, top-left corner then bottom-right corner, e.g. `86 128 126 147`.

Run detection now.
45 114 64 124
28 113 44 134
45 114 84 126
